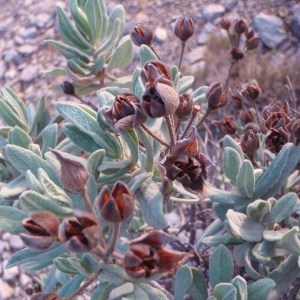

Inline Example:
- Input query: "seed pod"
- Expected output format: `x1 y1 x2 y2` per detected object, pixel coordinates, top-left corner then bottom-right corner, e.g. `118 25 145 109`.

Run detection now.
214 116 237 135
174 17 195 42
130 23 153 47
231 47 244 60
234 19 247 34
241 129 260 157
246 36 261 50
61 81 75 96
219 17 231 30
175 93 193 118
206 82 230 110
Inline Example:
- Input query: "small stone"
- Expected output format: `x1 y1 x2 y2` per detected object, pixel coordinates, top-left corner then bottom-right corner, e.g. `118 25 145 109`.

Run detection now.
0 61 6 79
20 273 31 286
8 235 24 250
0 280 14 299
154 27 168 43
20 27 37 39
3 50 18 63
2 265 19 281
224 0 237 11
253 13 288 49
202 4 225 22
14 36 25 45
197 23 218 45
18 44 36 56
165 211 181 226
32 13 54 28
291 4 300 39
20 65 39 82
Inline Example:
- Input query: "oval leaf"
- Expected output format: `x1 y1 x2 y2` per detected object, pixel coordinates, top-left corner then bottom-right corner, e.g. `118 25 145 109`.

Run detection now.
223 148 242 183
236 160 255 198
174 265 193 300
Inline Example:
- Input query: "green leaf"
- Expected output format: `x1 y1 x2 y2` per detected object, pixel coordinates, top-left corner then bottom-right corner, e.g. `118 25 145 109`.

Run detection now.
91 282 115 300
87 149 105 178
26 170 44 193
54 257 80 275
107 4 125 34
140 45 158 65
0 207 27 234
236 160 255 198
223 148 242 183
266 193 298 224
209 245 234 289
247 278 275 300
136 127 154 172
6 243 67 268
226 209 264 242
231 276 247 300
41 124 58 155
58 274 85 297
213 283 237 300
244 245 261 279
67 257 92 277
109 282 134 300
136 178 168 229
280 227 300 253
57 6 92 50
131 67 144 100
174 265 193 300
188 268 208 300
223 135 244 159
8 126 32 148
0 175 28 200
177 76 194 94
92 55 105 73
139 283 168 300
108 37 133 69
254 143 300 199
5 145 59 184
19 190 73 217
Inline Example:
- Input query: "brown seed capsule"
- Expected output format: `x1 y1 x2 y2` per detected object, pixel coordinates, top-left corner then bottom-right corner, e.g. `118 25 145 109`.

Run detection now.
234 19 247 34
130 23 153 47
124 230 186 279
241 79 261 101
20 211 59 250
175 93 193 118
214 116 237 135
246 36 261 50
61 81 75 96
174 17 195 42
59 211 105 253
206 82 230 110
241 129 260 157
96 181 134 223
105 93 147 132
50 149 89 194
245 27 255 39
219 17 231 30
240 108 256 125
231 47 244 60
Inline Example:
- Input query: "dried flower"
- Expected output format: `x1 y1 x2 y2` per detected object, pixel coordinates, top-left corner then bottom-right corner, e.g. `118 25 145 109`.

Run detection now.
241 129 260 157
246 37 261 51
96 181 134 223
266 119 289 153
31 293 63 300
141 62 179 118
50 149 88 194
61 81 75 96
231 47 244 60
234 19 247 34
245 28 255 39
219 17 231 30
161 127 207 195
241 79 261 101
59 211 105 253
174 17 195 42
175 93 193 118
240 108 256 125
105 93 146 132
206 82 230 110
20 211 59 250
214 116 237 135
124 230 185 279
130 23 153 47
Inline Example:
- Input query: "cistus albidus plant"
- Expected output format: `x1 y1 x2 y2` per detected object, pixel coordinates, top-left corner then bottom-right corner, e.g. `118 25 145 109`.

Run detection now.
0 0 299 299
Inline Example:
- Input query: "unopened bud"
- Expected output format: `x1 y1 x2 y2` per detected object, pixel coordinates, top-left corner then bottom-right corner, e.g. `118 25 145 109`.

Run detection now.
246 37 261 50
234 19 247 34
206 82 230 110
61 81 75 96
245 28 254 39
231 47 244 60
130 23 153 47
175 93 193 118
240 108 256 125
241 129 260 157
214 116 237 135
219 17 231 30
174 17 195 42
242 79 261 101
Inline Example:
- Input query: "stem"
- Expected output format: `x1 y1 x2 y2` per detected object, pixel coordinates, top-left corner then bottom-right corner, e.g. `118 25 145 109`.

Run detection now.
180 104 201 139
165 114 176 147
150 281 174 300
149 43 161 60
65 267 103 300
178 41 186 70
286 76 297 111
83 187 94 213
106 222 121 257
74 94 98 111
175 118 183 135
224 60 235 90
253 101 262 131
162 179 173 203
140 124 171 148
189 203 198 245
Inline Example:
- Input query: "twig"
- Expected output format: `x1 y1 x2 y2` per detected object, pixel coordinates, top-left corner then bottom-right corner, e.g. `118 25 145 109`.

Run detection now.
178 41 186 70
165 114 176 146
180 105 201 139
83 187 94 214
140 124 171 148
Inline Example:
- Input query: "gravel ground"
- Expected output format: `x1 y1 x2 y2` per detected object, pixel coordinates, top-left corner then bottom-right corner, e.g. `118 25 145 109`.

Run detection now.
0 0 300 299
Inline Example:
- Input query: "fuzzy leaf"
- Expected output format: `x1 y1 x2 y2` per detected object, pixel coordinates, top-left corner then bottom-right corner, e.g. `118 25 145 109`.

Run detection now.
139 283 168 300
174 265 193 300
266 193 298 224
223 148 242 183
280 227 300 253
131 67 144 100
58 274 85 297
177 76 194 94
231 276 247 300
8 126 32 148
223 135 244 159
41 124 58 155
87 149 105 178
108 37 133 69
140 45 158 65
209 245 234 289
54 257 79 275
188 268 208 300
236 160 255 198
226 209 264 242
109 282 134 300
0 206 27 234
254 143 300 199
213 283 237 300
247 279 275 300
0 175 28 200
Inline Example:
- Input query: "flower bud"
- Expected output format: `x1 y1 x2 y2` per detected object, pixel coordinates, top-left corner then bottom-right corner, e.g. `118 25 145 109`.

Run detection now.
231 47 244 60
240 108 256 125
174 17 195 42
31 293 63 300
245 27 255 39
175 93 193 118
206 82 230 110
266 119 289 153
50 149 89 194
124 230 186 279
241 129 260 157
61 81 75 96
219 17 231 30
214 116 237 135
241 79 261 101
96 181 134 223
234 19 247 34
20 211 59 250
59 211 105 253
246 36 261 51
130 23 153 47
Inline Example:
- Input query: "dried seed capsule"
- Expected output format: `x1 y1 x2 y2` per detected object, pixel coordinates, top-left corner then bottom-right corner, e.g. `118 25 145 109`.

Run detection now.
130 23 153 47
174 17 195 42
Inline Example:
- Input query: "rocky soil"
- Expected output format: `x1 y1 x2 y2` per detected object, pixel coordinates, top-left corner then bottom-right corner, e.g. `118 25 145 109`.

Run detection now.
0 0 300 299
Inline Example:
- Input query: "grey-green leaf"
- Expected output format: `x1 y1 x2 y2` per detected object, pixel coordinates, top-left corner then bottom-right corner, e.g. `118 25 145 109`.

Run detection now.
108 37 133 69
236 160 255 198
213 283 237 300
223 135 244 159
209 244 234 289
247 278 275 300
188 268 208 300
223 148 242 183
8 126 32 148
140 45 158 65
41 124 58 155
0 206 27 234
231 276 247 300
177 76 194 94
174 265 193 300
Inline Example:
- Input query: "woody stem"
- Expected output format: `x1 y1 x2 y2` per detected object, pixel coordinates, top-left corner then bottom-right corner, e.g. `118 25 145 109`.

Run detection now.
165 114 176 147
140 124 171 148
178 41 186 70
83 187 94 214
106 222 121 257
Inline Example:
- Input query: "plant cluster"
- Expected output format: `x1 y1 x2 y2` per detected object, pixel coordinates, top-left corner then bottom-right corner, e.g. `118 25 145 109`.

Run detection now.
0 1 299 299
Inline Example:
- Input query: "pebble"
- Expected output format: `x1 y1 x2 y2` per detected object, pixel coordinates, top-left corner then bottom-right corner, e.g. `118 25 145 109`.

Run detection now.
9 235 24 250
0 280 14 299
253 13 288 49
197 23 218 45
20 65 39 82
31 13 54 28
185 45 208 64
2 265 19 281
18 44 36 56
202 4 226 22
3 50 18 64
20 27 38 39
224 0 237 12
154 27 168 43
